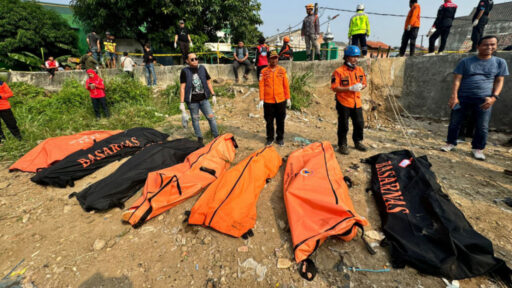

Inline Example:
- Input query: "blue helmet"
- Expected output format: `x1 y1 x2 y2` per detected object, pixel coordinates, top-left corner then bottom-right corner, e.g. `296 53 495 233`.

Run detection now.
345 45 361 57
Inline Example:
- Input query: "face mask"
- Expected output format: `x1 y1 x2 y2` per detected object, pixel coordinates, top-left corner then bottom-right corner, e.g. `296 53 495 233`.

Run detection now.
344 61 355 69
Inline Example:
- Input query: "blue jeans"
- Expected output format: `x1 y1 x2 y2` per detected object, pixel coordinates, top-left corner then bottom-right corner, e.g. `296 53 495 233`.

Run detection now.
145 63 157 86
187 99 218 138
446 100 492 150
91 47 100 62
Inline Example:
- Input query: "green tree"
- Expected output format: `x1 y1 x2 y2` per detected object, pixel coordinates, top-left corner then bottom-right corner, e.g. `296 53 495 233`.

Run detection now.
0 0 78 70
70 0 263 51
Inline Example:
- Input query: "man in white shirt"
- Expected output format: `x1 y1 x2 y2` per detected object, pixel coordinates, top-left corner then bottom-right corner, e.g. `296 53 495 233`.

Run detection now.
120 52 136 78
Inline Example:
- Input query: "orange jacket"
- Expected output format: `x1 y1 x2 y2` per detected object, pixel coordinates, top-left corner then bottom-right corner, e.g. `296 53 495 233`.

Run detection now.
259 65 290 103
405 3 421 29
0 81 13 110
284 142 369 264
331 64 367 108
9 130 122 172
188 146 282 238
122 134 238 228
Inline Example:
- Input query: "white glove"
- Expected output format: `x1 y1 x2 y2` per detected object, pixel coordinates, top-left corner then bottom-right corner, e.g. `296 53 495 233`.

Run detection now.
472 20 479 27
174 42 177 49
181 111 189 128
407 25 411 31
286 99 291 108
190 42 194 48
257 100 264 110
179 102 186 112
212 96 217 105
427 27 436 38
349 83 363 92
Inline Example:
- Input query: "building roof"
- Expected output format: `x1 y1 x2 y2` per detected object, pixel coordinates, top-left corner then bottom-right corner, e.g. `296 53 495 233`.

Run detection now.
452 1 512 27
366 41 390 49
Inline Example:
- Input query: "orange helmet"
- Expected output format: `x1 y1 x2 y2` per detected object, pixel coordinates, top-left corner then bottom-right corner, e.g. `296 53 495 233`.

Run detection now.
283 36 290 43
306 4 314 9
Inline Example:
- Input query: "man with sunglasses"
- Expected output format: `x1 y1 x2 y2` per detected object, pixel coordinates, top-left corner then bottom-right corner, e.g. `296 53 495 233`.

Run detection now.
179 53 218 144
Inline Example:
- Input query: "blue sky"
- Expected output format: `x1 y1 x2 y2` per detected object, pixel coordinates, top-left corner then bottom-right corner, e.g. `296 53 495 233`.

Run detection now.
49 0 509 46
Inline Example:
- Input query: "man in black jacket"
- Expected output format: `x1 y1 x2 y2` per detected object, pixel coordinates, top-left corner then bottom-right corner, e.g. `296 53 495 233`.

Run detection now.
428 0 458 54
469 0 494 52
143 43 157 87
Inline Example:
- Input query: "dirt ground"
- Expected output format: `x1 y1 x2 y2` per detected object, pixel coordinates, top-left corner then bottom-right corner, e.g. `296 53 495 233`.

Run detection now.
1 84 511 288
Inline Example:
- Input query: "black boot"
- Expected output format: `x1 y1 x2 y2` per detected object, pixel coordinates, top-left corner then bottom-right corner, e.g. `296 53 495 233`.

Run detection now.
198 137 204 144
355 142 368 152
339 145 349 155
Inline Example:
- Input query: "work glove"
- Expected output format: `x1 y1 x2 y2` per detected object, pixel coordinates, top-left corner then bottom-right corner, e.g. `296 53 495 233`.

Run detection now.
286 99 291 109
181 111 189 128
427 27 436 38
257 100 264 110
212 95 217 105
179 102 186 113
473 19 479 27
190 42 194 48
174 42 177 49
407 25 411 31
349 83 363 92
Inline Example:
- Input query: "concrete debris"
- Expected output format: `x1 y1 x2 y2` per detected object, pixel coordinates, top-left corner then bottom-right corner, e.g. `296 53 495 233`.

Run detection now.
365 230 385 241
237 246 249 253
277 258 292 269
93 239 106 250
240 258 267 281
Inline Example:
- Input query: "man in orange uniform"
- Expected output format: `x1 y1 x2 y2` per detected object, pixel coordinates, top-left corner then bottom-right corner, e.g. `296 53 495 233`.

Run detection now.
331 46 368 155
400 0 421 56
0 81 22 144
258 51 291 146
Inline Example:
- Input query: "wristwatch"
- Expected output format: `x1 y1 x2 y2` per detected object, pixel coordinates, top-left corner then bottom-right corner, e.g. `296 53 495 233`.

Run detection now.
491 94 499 100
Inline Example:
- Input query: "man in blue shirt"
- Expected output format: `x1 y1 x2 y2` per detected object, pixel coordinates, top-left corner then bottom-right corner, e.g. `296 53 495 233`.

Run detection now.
441 36 508 160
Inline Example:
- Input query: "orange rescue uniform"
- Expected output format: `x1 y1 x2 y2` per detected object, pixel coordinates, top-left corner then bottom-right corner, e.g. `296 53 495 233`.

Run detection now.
0 81 14 110
259 65 290 103
405 3 421 29
331 65 367 108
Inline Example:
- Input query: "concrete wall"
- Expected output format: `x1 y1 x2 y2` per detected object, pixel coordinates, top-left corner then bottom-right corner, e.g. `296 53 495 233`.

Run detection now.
400 52 512 131
7 54 512 130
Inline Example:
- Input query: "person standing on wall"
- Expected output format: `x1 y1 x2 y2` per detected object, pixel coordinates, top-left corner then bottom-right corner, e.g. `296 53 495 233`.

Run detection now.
469 0 494 53
104 32 117 69
120 52 136 79
255 37 270 81
441 36 508 160
232 41 251 83
331 46 368 155
399 0 421 57
257 51 291 147
278 36 293 61
348 4 370 57
427 0 458 54
85 69 110 119
301 3 320 61
179 53 218 144
174 20 193 63
86 31 101 62
143 43 157 87
0 81 22 144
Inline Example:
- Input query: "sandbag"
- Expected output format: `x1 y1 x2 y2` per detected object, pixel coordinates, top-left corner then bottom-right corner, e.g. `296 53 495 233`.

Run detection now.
284 142 370 280
188 145 282 238
31 127 169 188
9 130 122 173
122 134 238 228
365 150 512 285
69 139 203 212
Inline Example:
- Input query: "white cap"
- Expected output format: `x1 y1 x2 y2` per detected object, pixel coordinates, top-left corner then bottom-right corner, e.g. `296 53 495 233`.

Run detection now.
357 4 364 11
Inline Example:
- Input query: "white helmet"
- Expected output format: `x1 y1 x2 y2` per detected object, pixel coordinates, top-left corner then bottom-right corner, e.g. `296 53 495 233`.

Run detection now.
357 4 364 11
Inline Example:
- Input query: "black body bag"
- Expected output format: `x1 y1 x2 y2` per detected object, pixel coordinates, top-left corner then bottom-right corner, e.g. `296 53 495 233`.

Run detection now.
364 150 511 285
31 127 169 188
69 139 203 212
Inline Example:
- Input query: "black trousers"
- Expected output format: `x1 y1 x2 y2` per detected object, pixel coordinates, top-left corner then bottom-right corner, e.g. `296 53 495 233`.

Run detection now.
179 41 190 62
46 68 57 77
264 101 286 142
351 34 368 56
91 97 110 118
428 28 451 53
336 101 364 147
399 27 419 56
471 17 488 51
232 60 251 80
256 65 267 81
0 109 21 140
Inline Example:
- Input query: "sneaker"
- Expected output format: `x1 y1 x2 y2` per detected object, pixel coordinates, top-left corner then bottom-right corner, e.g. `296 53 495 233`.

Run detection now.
456 138 465 144
354 142 368 152
243 74 249 80
472 149 486 160
339 145 349 155
276 140 284 147
265 139 273 146
440 144 455 152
